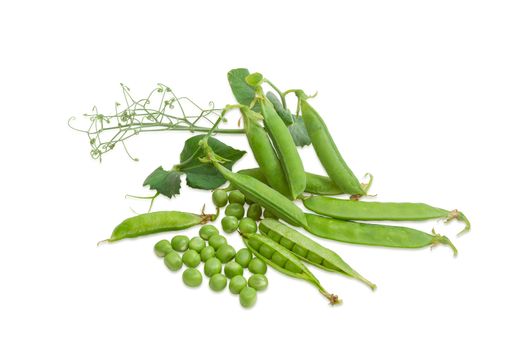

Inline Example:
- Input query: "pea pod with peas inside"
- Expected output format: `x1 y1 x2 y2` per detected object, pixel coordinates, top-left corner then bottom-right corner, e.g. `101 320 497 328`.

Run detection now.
99 210 217 243
259 218 376 290
303 196 471 235
295 91 365 196
242 232 340 305
236 167 344 196
240 106 291 197
304 214 458 256
250 82 306 200
212 161 307 227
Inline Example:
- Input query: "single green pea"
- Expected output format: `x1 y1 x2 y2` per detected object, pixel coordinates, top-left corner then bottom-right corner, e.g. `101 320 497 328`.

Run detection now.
204 257 222 277
239 286 257 308
199 225 219 240
182 249 201 268
238 217 257 234
306 251 323 264
263 210 277 219
209 273 227 292
271 252 287 267
188 237 206 252
164 251 183 271
154 239 173 257
224 261 243 278
259 244 275 259
279 237 294 250
200 246 215 262
212 189 228 208
228 190 246 205
171 235 190 252
225 203 245 219
292 244 308 257
229 275 247 294
248 238 262 251
182 268 202 287
284 260 301 273
247 203 262 221
221 216 239 234
216 245 236 263
235 248 252 268
209 235 227 250
248 274 268 291
267 230 281 242
248 258 267 274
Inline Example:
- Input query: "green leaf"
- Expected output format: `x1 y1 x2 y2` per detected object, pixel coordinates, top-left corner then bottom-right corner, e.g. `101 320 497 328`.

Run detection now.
227 68 259 111
143 166 183 198
266 91 293 125
288 116 312 147
179 135 246 190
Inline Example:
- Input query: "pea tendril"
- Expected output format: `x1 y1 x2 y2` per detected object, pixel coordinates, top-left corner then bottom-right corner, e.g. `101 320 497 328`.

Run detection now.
68 84 244 161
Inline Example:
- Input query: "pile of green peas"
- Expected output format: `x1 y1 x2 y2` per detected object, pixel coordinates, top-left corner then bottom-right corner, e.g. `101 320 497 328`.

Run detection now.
154 218 269 308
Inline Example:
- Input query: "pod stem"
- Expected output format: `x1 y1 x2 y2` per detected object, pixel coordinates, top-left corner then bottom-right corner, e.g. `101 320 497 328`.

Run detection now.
200 204 219 223
96 239 109 246
319 288 342 306
445 210 471 236
431 229 458 257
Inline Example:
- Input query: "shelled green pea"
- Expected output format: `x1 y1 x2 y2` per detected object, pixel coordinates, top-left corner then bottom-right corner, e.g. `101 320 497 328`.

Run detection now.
182 249 201 268
228 190 245 205
212 189 228 208
154 239 173 257
171 235 190 252
164 251 183 271
200 246 215 261
247 203 262 221
238 217 257 234
189 237 206 252
235 248 252 268
229 275 247 294
221 216 239 233
225 203 245 219
182 268 202 287
239 287 257 308
199 225 219 240
209 273 227 292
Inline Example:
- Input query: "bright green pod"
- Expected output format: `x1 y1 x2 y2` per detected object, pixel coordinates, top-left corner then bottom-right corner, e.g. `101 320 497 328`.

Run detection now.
305 214 458 256
259 218 376 289
258 93 306 199
241 107 291 197
214 163 307 227
242 233 340 305
298 95 364 196
303 196 471 235
237 167 344 196
103 211 216 243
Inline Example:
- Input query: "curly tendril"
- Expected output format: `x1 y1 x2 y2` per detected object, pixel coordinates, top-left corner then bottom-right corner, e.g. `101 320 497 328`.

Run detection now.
68 84 244 161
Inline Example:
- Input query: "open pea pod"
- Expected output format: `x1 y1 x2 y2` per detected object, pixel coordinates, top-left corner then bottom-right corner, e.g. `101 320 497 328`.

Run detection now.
259 218 376 290
242 233 340 305
303 196 471 235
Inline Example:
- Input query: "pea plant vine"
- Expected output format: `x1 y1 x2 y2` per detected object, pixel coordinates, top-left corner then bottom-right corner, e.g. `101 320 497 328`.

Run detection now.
69 69 311 210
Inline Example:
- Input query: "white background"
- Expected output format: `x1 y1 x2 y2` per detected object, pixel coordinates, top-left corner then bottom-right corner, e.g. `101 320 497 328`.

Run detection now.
1 1 505 349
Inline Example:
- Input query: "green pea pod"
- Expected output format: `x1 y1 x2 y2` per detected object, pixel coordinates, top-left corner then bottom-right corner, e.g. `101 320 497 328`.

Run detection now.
305 214 458 256
242 233 340 305
259 218 376 290
240 107 290 197
304 196 471 235
297 93 364 196
259 92 306 199
101 211 216 243
237 167 344 195
214 163 307 227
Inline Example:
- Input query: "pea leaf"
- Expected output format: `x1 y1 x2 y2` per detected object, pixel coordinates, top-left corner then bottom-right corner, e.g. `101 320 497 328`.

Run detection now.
266 91 293 125
179 135 246 190
143 166 182 198
288 116 312 147
227 68 260 111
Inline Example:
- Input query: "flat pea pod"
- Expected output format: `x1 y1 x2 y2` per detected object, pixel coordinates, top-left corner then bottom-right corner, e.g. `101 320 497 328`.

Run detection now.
238 168 344 196
102 210 216 243
214 163 307 227
241 106 290 197
305 214 458 256
297 93 364 196
257 92 306 199
242 233 340 305
303 196 471 235
259 219 376 290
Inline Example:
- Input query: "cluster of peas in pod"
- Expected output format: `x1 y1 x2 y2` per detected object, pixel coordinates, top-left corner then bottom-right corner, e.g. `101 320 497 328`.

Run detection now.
153 189 271 308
